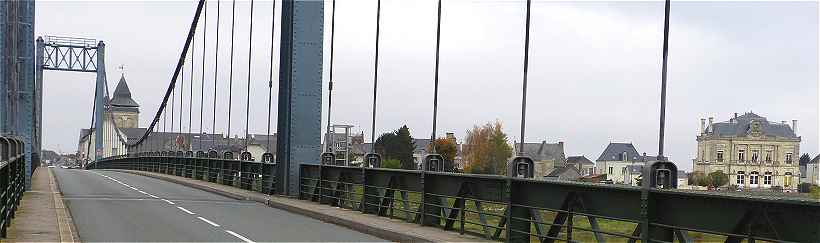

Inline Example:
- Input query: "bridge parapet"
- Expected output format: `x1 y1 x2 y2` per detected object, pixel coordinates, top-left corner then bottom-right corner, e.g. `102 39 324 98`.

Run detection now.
89 157 820 243
0 136 27 238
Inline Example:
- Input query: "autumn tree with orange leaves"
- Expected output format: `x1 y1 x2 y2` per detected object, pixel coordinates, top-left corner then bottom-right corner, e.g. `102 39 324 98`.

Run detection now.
463 120 512 175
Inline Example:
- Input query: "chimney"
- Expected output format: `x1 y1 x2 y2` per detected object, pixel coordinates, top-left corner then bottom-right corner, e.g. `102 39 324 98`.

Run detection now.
708 117 714 133
700 118 706 134
792 120 798 135
734 113 738 119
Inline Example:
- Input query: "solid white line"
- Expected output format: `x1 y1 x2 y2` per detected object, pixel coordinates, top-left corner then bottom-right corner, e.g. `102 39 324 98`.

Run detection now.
197 217 220 227
225 230 255 243
146 194 159 199
177 206 196 215
162 199 176 205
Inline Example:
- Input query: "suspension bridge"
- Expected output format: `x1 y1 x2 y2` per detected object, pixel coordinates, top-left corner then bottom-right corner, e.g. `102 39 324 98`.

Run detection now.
1 0 819 242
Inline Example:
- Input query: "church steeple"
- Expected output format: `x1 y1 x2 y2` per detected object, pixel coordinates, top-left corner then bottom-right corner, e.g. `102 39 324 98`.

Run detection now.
110 74 139 109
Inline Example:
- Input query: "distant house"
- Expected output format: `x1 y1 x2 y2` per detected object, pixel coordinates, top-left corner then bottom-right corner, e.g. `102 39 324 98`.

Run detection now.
545 166 581 181
804 155 820 185
595 143 644 184
515 141 566 178
677 170 688 188
566 156 595 176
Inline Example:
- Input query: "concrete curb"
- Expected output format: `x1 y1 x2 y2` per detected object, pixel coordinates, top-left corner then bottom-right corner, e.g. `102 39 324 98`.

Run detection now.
108 169 479 242
49 168 81 243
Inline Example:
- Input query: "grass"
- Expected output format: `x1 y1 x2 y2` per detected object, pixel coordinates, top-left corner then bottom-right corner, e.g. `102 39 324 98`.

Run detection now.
303 182 731 243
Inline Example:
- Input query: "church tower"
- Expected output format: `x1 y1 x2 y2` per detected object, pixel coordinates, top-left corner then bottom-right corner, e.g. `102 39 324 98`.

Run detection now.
109 75 140 128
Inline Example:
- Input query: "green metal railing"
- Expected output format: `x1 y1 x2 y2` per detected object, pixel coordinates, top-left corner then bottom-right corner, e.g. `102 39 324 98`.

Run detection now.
89 157 820 243
89 154 276 195
0 136 26 238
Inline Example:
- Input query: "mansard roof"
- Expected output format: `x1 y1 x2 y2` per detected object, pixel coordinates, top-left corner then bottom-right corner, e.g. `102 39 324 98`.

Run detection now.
708 112 797 139
596 143 641 161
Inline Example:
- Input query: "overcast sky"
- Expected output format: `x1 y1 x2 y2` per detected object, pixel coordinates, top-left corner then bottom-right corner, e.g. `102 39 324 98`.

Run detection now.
37 0 818 171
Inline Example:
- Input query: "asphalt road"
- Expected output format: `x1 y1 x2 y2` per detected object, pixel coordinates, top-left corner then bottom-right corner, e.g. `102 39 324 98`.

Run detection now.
52 168 384 242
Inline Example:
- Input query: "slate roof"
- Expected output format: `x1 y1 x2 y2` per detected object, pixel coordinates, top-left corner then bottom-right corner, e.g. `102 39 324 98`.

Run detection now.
811 155 820 164
596 143 641 161
566 156 594 165
545 165 581 180
110 76 140 112
514 141 566 162
708 112 797 138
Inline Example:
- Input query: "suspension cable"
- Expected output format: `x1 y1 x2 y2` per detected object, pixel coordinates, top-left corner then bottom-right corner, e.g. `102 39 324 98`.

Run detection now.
517 0 532 155
325 0 337 153
187 29 194 141
211 0 222 151
199 1 208 151
85 83 98 160
226 0 237 152
244 0 255 150
657 0 671 160
265 0 277 152
430 0 443 153
369 0 382 154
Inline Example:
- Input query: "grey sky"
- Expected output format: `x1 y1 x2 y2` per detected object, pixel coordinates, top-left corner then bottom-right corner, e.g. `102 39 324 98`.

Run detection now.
37 0 818 171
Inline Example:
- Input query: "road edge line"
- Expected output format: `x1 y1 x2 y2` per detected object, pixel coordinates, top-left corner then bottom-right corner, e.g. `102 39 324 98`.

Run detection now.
106 169 441 242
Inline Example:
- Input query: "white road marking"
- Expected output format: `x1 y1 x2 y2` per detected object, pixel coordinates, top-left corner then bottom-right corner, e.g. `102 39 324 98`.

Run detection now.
197 217 220 227
177 206 196 215
162 199 176 205
146 194 159 199
225 230 255 243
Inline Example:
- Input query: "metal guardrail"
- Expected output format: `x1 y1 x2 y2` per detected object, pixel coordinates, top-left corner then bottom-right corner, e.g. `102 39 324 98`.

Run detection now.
0 136 26 238
89 157 820 243
89 154 276 195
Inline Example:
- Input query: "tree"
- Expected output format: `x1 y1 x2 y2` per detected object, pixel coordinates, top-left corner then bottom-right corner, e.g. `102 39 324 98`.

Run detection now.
463 120 513 175
393 126 416 169
799 153 812 166
688 171 709 187
374 125 416 170
707 171 729 188
428 138 458 172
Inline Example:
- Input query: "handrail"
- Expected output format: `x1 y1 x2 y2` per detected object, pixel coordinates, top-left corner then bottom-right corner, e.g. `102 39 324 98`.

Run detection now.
90 156 820 243
0 136 27 238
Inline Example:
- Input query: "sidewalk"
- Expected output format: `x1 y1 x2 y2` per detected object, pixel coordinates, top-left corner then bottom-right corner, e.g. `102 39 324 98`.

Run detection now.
115 169 492 242
5 168 78 242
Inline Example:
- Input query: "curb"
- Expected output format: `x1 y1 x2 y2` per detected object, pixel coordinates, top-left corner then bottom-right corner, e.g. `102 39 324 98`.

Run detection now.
109 169 435 242
49 168 81 243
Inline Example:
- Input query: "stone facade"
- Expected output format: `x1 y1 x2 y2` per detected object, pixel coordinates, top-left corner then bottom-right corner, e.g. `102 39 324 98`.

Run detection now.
693 112 800 191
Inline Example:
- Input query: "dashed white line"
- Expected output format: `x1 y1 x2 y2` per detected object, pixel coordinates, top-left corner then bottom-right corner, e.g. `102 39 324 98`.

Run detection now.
162 199 176 205
225 230 255 243
177 206 196 215
197 217 220 227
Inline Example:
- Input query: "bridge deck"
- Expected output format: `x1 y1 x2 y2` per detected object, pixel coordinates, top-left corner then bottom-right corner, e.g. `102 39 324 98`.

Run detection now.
52 168 383 242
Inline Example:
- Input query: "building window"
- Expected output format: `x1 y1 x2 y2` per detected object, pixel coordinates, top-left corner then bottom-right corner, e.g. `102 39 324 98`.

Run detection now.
608 167 613 175
738 150 745 162
785 153 793 164
763 172 772 185
587 168 594 176
765 151 772 163
751 150 759 162
736 171 745 185
750 171 759 185
716 151 724 162
784 172 793 187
